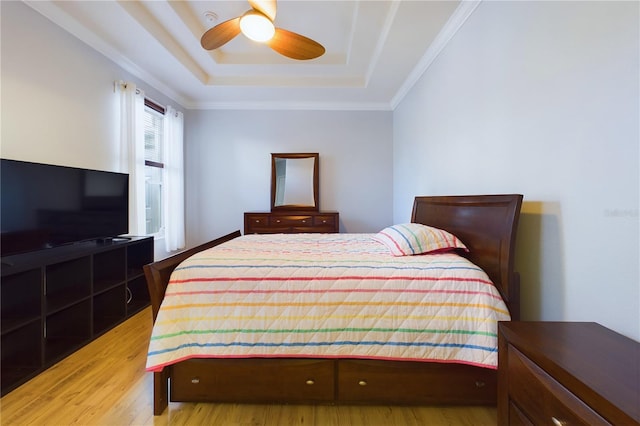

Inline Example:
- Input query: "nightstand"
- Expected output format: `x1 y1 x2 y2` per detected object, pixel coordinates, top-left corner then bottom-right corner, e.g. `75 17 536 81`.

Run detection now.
497 321 639 425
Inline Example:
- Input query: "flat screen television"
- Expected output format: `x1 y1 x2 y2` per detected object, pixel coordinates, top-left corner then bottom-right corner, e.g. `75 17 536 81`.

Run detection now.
1 159 129 257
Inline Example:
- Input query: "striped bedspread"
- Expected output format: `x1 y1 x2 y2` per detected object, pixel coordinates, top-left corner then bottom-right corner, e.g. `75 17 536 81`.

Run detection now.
146 233 510 372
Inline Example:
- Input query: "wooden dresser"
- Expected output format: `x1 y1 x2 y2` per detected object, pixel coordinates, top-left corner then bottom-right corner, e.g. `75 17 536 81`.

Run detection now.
244 211 339 234
497 321 640 426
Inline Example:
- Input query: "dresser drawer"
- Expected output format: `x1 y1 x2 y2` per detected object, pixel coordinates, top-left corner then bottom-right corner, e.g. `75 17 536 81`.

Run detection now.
245 214 269 229
313 214 336 227
171 358 335 403
507 345 610 426
270 215 313 227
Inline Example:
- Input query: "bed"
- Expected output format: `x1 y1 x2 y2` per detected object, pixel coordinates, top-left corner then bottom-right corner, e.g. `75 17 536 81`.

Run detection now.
144 194 523 415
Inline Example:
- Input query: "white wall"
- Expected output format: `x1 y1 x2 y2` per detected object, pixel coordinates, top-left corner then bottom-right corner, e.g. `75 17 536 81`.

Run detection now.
184 109 393 247
394 1 639 339
1 1 181 260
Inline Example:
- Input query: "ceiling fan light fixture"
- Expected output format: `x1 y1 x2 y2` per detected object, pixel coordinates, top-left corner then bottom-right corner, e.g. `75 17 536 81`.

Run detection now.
200 1 324 60
239 10 275 43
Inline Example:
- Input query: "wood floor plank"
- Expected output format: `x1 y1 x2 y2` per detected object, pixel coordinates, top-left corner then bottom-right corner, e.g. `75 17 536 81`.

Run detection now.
1 307 497 425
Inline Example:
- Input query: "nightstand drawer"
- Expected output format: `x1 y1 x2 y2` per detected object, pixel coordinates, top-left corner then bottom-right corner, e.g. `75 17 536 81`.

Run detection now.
508 345 610 426
509 401 533 426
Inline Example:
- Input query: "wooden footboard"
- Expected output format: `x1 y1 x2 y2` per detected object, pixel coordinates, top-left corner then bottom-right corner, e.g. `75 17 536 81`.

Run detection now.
144 230 241 415
144 230 241 321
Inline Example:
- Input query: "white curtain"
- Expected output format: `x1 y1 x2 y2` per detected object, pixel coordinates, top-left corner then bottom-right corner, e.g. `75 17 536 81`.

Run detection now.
118 82 146 236
163 105 185 252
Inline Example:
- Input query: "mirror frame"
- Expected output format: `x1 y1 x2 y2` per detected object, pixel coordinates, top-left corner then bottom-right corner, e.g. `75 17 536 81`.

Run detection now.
271 153 319 212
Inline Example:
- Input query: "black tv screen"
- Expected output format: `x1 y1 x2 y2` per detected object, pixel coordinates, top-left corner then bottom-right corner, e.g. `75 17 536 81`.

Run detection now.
1 159 129 257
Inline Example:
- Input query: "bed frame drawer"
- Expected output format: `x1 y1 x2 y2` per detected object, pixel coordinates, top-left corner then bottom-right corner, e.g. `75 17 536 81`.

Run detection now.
170 359 336 403
337 359 496 404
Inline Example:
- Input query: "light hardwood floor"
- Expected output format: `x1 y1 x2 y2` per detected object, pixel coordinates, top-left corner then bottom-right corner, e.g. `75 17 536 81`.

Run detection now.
0 308 497 425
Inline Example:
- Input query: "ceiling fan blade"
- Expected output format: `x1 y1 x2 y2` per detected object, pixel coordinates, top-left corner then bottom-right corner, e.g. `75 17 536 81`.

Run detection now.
248 0 277 21
201 17 242 50
268 28 325 60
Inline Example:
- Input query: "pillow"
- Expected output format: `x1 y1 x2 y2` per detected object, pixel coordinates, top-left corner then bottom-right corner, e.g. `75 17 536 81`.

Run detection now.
372 223 468 256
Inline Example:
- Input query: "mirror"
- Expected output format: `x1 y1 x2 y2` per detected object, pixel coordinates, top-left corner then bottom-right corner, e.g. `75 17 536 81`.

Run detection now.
271 153 319 211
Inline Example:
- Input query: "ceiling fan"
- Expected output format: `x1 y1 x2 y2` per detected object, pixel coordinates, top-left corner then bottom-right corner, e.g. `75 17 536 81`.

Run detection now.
200 0 325 60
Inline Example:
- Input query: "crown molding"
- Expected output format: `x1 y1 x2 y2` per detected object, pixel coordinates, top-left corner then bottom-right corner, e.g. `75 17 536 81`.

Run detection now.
187 100 392 111
390 0 482 110
23 1 190 109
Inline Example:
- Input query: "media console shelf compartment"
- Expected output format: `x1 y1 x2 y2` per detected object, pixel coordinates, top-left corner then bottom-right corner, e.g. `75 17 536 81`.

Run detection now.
0 236 153 396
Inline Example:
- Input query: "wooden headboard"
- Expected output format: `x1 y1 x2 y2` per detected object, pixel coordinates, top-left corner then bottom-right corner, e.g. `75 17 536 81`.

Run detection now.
411 194 523 320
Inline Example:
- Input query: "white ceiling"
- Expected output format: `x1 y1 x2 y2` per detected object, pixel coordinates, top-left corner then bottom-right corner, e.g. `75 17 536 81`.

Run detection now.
25 0 479 110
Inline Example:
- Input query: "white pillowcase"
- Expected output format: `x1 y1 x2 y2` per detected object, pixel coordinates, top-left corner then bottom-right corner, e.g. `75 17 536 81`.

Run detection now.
372 223 468 256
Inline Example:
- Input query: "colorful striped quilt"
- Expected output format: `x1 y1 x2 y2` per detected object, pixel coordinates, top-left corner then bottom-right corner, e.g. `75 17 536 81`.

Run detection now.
146 233 510 372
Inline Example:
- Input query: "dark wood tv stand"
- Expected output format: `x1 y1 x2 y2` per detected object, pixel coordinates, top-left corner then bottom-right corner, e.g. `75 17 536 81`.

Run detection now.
0 236 154 396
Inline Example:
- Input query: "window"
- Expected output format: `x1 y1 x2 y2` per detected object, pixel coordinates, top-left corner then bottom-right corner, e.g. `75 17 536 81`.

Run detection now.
143 99 164 236
118 82 184 250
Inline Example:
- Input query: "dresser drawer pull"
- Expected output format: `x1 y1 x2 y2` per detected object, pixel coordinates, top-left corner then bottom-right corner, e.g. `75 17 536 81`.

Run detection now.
254 219 260 223
475 380 486 388
305 379 315 386
551 417 567 426
322 220 327 224
275 219 281 223
191 377 200 384
302 220 307 223
358 380 368 386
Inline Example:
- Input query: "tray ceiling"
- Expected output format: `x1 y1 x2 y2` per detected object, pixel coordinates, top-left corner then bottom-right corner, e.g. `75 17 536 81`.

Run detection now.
25 0 478 110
